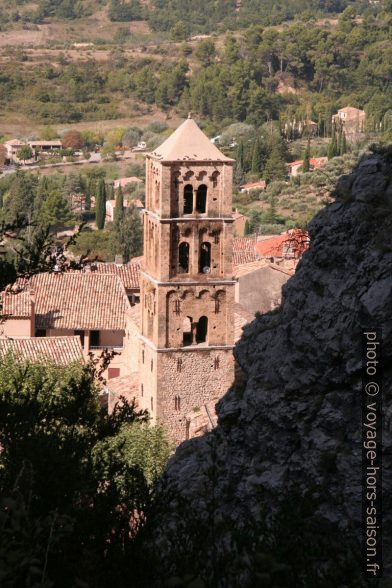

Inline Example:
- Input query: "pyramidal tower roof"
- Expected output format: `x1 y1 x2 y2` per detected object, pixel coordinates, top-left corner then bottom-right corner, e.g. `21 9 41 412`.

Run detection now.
149 115 234 163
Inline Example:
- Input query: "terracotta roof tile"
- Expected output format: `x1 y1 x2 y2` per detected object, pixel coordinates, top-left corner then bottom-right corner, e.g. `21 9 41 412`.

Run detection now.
106 373 140 412
30 273 130 330
1 290 31 318
0 336 83 365
94 261 140 290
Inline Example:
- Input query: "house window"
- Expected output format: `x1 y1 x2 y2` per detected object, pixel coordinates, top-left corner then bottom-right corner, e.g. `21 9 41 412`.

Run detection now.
108 368 120 379
35 329 46 337
199 242 211 273
196 316 208 344
184 185 193 214
179 242 190 273
196 185 207 213
74 330 85 347
90 330 100 347
182 316 193 346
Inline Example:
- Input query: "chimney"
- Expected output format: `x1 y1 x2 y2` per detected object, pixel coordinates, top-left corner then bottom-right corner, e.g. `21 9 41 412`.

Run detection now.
30 291 35 337
115 254 124 267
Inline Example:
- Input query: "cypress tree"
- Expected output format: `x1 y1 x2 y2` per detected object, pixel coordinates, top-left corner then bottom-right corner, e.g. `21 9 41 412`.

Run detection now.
95 179 106 230
340 130 347 155
302 139 311 172
236 141 244 170
251 137 264 174
114 186 124 226
327 124 338 159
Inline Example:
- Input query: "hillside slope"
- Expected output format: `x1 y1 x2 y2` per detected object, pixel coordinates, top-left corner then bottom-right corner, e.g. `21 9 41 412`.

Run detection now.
143 149 392 586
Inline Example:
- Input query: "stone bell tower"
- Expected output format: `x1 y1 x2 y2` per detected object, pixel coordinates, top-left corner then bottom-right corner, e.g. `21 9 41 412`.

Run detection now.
139 115 235 443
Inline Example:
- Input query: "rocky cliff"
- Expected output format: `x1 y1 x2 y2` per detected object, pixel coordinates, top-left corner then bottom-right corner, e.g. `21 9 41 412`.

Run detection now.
144 149 392 587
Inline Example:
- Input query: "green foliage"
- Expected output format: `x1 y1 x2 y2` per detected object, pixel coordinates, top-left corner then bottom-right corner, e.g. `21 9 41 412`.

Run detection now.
108 0 143 22
263 142 287 182
109 204 143 262
195 39 216 66
0 354 172 587
70 228 113 260
95 178 106 230
16 145 33 161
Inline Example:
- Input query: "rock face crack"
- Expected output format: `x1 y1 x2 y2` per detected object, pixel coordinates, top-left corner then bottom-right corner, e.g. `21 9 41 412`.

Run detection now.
144 150 392 586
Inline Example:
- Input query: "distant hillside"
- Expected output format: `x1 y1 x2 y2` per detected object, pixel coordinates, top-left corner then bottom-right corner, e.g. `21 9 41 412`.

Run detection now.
0 0 373 35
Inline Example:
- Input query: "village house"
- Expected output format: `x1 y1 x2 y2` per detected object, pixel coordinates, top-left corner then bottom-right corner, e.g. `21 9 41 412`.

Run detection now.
287 157 328 177
1 272 131 380
114 176 143 190
4 139 63 163
105 199 144 222
239 180 266 193
332 106 366 134
234 259 295 314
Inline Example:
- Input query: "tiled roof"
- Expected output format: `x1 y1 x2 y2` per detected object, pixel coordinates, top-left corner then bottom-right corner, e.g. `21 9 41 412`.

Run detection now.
149 117 234 162
232 236 259 266
255 230 309 258
30 273 130 330
114 177 143 188
106 373 140 413
338 106 365 114
240 180 266 190
1 290 31 318
94 262 140 290
70 261 141 291
0 336 83 365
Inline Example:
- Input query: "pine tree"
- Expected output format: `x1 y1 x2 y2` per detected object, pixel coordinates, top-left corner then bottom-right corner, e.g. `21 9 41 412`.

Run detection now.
114 186 124 226
302 139 311 172
95 179 106 230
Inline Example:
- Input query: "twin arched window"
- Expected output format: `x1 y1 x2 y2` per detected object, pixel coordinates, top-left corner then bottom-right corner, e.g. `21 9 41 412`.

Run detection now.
183 184 207 215
182 316 208 346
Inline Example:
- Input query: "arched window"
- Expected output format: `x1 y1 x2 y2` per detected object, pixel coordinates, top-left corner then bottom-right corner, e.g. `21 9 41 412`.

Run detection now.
196 316 208 344
184 184 193 214
182 316 193 346
196 184 207 213
199 242 211 273
179 242 189 273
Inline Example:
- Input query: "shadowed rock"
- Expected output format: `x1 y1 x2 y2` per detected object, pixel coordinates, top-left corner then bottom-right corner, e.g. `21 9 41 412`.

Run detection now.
143 149 392 587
